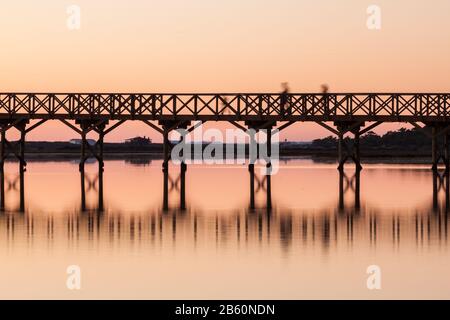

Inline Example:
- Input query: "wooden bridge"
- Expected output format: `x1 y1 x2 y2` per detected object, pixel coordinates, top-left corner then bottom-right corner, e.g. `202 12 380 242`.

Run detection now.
1 92 450 120
0 92 450 211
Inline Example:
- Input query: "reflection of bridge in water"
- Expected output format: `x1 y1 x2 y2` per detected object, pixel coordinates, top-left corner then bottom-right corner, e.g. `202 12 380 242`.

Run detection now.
0 164 449 250
0 203 448 251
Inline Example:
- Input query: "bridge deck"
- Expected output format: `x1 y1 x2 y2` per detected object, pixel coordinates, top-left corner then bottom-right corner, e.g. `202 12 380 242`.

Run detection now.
0 93 449 122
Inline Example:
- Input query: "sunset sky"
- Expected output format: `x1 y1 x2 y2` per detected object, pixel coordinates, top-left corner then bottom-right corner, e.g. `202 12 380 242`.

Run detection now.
1 0 450 142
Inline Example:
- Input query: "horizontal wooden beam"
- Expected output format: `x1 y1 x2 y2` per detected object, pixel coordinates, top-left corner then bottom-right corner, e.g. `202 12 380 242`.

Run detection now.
0 93 448 124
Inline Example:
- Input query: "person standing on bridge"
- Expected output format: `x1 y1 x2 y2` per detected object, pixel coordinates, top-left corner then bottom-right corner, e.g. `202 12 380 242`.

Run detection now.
280 82 290 116
321 84 330 114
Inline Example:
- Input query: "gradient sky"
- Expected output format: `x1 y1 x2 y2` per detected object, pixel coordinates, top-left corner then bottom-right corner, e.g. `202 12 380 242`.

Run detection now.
1 0 450 142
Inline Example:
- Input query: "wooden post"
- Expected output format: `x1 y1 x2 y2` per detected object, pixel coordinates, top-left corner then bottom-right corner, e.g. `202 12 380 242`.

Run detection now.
336 122 363 172
98 130 104 212
338 169 344 210
19 126 26 212
248 129 257 210
180 161 186 210
266 174 272 210
80 131 86 211
179 129 187 211
338 132 344 172
446 170 450 211
249 163 255 210
80 132 86 173
0 129 5 210
445 133 450 173
80 167 86 212
354 129 362 172
163 127 169 211
267 130 272 167
432 126 438 172
266 129 272 210
433 169 438 210
355 167 361 210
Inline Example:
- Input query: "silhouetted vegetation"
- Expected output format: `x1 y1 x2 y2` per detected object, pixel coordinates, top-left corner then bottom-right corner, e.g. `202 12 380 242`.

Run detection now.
311 128 430 152
7 128 434 160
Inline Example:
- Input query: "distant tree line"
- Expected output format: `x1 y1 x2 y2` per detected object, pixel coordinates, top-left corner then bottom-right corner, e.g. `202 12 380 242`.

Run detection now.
311 128 431 151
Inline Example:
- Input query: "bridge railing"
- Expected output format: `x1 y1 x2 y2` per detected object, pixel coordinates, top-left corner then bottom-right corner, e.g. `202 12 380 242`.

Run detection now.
0 93 449 119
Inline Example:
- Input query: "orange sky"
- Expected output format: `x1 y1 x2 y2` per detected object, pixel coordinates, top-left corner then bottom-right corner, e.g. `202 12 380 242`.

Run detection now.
1 0 450 142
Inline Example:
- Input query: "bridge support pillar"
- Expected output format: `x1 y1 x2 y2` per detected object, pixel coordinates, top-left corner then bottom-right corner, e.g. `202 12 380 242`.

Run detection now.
76 120 107 174
179 125 189 211
18 121 26 211
0 129 5 210
248 128 256 210
266 130 272 210
75 120 108 212
429 124 450 172
0 119 29 211
59 118 129 211
426 123 450 211
159 120 190 211
162 127 169 210
245 120 275 210
335 121 364 172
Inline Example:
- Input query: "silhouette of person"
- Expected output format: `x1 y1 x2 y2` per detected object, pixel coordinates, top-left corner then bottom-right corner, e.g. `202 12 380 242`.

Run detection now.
321 84 329 114
280 82 290 116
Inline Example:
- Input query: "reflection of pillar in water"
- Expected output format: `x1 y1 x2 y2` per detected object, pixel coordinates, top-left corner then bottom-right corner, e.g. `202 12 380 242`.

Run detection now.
163 128 169 211
445 133 450 172
354 168 361 210
266 130 272 210
446 171 450 211
338 169 361 210
98 130 104 212
98 169 104 213
249 163 255 210
180 162 186 210
338 169 344 210
19 167 25 212
80 131 86 212
80 167 86 212
19 126 26 212
179 129 187 211
266 174 272 211
248 129 257 210
433 169 438 210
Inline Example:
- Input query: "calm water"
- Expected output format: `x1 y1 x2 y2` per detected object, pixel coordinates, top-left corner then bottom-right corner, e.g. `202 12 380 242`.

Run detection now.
0 158 449 299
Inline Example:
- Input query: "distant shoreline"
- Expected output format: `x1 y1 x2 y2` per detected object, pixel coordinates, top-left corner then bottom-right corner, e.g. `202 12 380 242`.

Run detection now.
0 141 431 163
0 141 432 164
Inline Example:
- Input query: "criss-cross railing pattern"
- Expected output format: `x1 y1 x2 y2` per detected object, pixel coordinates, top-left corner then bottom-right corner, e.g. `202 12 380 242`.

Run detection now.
1 93 450 120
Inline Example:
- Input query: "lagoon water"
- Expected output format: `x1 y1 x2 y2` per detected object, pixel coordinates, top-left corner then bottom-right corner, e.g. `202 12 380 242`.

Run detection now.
0 158 449 299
